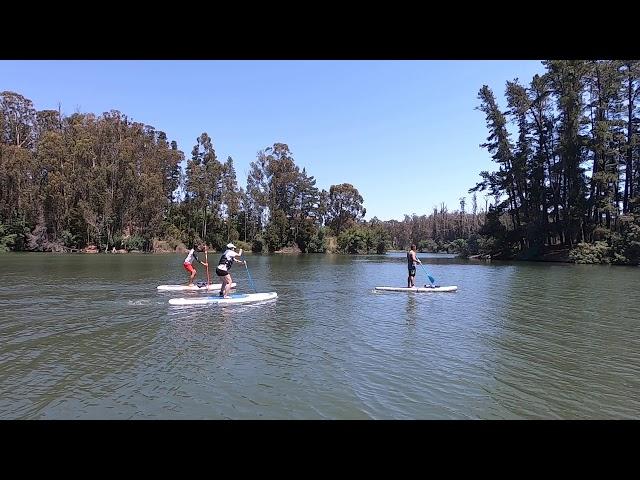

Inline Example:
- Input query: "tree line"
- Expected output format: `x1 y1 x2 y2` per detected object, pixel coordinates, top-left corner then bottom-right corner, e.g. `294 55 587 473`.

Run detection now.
0 90 484 255
472 60 640 265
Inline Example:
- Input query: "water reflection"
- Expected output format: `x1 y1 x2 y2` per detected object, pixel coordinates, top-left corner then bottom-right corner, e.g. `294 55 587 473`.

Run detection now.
1 253 639 419
405 294 418 324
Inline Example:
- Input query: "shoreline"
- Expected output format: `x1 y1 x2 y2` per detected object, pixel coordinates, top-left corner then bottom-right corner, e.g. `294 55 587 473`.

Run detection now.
0 249 574 264
4 249 636 266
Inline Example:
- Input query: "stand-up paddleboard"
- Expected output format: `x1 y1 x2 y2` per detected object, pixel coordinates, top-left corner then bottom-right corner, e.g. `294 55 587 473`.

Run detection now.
157 283 236 292
169 292 277 305
375 286 458 293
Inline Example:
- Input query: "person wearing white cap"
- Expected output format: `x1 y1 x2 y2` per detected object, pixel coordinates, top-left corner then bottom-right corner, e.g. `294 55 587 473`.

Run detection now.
215 243 245 298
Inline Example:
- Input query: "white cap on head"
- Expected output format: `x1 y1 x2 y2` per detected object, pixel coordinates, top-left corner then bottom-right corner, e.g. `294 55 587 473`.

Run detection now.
226 243 236 249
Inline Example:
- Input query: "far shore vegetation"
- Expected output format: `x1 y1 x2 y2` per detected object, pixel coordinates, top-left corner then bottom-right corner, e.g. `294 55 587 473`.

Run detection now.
2 61 639 265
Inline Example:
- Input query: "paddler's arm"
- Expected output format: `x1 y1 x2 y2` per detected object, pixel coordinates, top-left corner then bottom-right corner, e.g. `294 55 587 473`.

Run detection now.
234 248 246 264
193 251 208 266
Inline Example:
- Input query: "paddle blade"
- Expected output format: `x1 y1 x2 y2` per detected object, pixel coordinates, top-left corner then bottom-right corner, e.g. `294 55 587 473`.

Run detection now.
428 275 435 284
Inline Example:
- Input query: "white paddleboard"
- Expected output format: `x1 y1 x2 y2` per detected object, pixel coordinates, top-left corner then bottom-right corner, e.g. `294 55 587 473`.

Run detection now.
168 292 278 305
375 286 458 293
157 283 236 292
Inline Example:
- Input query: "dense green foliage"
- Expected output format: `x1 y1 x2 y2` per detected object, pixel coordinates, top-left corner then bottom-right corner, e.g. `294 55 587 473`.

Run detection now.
0 90 482 255
473 61 640 265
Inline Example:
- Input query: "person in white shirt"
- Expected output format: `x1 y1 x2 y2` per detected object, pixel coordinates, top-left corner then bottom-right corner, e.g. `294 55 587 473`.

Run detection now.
216 243 245 298
183 245 208 286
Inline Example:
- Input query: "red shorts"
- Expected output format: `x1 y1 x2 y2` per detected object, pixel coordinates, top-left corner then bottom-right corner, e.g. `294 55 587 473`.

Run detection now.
183 262 196 274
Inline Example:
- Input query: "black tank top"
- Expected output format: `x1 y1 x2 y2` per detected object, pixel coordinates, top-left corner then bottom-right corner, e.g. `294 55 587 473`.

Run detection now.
407 251 415 268
218 252 234 270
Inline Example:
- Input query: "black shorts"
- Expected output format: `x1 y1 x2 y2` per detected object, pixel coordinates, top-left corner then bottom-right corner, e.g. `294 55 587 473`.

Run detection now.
408 266 416 277
216 268 230 277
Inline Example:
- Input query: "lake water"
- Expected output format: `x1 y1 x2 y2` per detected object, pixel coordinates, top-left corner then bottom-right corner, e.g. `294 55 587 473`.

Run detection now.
1 252 639 419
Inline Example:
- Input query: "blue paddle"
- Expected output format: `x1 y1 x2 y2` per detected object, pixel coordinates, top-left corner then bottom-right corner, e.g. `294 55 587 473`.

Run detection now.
243 259 258 293
419 264 436 287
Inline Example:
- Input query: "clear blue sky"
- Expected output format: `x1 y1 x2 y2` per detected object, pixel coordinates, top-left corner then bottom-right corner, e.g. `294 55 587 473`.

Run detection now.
0 60 545 221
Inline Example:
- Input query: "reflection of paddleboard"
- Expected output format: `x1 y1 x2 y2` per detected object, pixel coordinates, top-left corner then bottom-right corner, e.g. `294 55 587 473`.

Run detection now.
157 283 236 291
374 286 458 293
168 292 278 305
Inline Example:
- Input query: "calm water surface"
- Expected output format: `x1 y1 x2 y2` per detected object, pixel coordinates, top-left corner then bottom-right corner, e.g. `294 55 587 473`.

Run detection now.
1 252 639 419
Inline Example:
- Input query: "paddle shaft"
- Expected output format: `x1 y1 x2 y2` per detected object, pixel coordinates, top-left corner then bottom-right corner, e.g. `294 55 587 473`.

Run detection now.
419 263 435 286
243 259 257 293
205 247 210 287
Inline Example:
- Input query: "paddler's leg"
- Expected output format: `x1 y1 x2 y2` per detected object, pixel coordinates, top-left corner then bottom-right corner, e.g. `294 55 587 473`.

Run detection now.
185 262 196 286
220 274 227 297
223 274 232 298
216 268 225 296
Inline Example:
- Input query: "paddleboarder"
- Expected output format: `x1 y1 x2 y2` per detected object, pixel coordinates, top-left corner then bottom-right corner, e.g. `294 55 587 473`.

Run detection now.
407 243 423 288
216 243 246 298
183 245 209 287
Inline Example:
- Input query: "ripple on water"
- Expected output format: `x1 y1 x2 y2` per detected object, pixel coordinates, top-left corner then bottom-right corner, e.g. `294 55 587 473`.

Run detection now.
0 254 639 419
